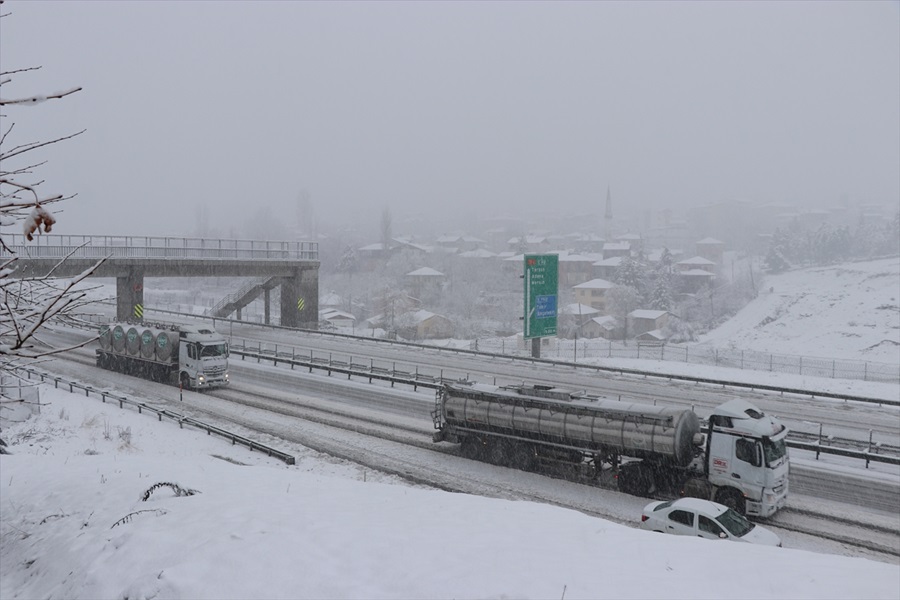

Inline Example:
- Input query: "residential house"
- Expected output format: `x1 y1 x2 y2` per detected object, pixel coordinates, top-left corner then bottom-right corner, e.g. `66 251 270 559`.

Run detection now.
319 308 356 331
628 309 669 337
558 252 597 287
319 290 344 311
572 278 615 312
507 235 550 253
406 267 445 300
677 269 715 293
458 248 497 259
592 256 622 280
695 238 725 265
676 256 717 274
602 242 631 260
581 315 619 340
635 329 667 344
401 309 454 340
436 234 485 253
558 303 600 338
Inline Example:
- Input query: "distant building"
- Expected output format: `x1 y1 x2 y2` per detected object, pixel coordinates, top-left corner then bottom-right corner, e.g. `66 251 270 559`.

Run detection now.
676 256 717 274
319 308 356 330
628 309 669 337
592 256 623 280
558 252 596 287
573 278 616 312
695 238 726 264
401 310 454 340
602 242 631 260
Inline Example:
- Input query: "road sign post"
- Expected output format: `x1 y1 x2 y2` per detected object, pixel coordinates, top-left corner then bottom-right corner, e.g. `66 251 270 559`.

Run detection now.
523 254 558 358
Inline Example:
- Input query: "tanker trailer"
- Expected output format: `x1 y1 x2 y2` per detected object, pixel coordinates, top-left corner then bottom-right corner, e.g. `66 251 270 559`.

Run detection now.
432 381 789 517
96 320 229 390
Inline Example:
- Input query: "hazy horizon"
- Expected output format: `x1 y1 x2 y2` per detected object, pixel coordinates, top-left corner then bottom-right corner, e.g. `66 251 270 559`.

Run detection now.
2 1 898 239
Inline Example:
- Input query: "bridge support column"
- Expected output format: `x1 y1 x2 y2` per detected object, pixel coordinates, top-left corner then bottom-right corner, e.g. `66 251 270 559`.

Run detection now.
116 268 145 321
264 288 271 325
280 266 319 329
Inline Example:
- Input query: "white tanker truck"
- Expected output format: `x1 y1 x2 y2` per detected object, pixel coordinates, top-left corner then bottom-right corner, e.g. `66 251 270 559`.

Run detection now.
96 321 229 390
432 381 789 517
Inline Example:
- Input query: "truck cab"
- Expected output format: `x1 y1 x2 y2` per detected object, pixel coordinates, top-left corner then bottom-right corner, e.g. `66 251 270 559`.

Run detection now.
704 399 789 518
178 325 230 389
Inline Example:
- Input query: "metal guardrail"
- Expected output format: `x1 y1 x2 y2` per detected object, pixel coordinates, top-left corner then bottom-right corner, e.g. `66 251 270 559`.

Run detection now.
12 366 295 465
221 334 898 407
1 234 319 262
230 341 900 468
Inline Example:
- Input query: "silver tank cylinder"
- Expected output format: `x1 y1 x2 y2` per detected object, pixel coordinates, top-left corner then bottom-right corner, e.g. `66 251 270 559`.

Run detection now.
111 325 126 353
442 383 700 467
125 327 141 356
140 329 157 359
155 330 179 362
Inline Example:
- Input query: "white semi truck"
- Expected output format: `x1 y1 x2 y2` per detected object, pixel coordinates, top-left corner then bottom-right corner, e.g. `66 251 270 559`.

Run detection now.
96 321 229 390
432 381 789 517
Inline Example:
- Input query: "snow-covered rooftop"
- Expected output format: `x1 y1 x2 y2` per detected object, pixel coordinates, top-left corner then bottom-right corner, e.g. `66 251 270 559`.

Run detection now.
573 278 615 289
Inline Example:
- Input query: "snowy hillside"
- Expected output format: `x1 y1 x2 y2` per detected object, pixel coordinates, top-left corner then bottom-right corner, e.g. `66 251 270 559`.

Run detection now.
697 257 900 365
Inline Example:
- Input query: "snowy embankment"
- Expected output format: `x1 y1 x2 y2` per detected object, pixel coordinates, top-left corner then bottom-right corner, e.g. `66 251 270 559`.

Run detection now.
2 388 899 600
697 256 900 365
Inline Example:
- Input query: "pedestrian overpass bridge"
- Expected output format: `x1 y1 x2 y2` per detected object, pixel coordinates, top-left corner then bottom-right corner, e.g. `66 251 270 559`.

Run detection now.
1 234 320 328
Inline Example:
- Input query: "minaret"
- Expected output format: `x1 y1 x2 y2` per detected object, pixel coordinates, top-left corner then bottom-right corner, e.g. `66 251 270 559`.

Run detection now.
604 185 613 241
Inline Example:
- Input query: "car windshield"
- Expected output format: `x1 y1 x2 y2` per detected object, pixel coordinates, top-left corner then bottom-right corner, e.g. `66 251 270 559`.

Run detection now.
762 436 788 466
715 508 755 537
200 343 228 358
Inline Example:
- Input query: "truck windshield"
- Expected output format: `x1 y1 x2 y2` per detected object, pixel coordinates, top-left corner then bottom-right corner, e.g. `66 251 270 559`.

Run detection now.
199 343 227 358
715 508 754 537
762 436 787 467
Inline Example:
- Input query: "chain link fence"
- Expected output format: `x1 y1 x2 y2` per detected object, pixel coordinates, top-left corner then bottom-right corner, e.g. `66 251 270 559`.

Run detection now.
470 337 899 384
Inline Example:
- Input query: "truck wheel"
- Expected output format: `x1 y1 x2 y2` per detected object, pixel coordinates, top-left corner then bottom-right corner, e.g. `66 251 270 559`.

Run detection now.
486 439 508 466
508 443 536 472
618 463 653 497
180 373 191 390
459 436 484 461
715 488 746 515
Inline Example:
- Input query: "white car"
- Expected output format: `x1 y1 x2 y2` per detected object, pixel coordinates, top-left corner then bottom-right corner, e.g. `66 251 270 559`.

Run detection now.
639 497 782 547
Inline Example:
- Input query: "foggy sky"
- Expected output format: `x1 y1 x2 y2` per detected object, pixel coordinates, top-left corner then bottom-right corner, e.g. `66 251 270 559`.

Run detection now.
2 1 898 239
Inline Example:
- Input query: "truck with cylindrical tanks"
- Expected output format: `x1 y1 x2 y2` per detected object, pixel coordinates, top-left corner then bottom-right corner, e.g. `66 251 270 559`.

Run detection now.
432 381 789 518
96 320 229 390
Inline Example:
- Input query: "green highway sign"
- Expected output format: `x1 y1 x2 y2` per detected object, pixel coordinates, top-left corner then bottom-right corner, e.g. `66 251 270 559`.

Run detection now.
523 253 558 339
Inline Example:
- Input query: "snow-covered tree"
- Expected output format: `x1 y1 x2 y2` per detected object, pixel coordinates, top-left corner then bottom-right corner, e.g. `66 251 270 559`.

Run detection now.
648 248 676 311
605 285 641 343
614 255 649 303
764 228 792 273
1 7 106 409
336 245 359 275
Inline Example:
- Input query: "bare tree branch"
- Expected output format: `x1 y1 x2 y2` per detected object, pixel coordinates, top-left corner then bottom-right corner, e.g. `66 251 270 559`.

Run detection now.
0 86 82 106
0 12 97 371
0 66 42 79
1 129 86 162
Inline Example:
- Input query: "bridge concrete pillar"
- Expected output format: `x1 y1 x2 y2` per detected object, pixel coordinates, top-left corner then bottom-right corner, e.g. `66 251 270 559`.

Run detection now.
264 288 271 325
280 266 319 329
116 268 145 321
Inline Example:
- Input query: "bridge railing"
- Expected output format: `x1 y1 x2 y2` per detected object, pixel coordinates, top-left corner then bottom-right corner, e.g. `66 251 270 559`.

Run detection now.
0 234 318 261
